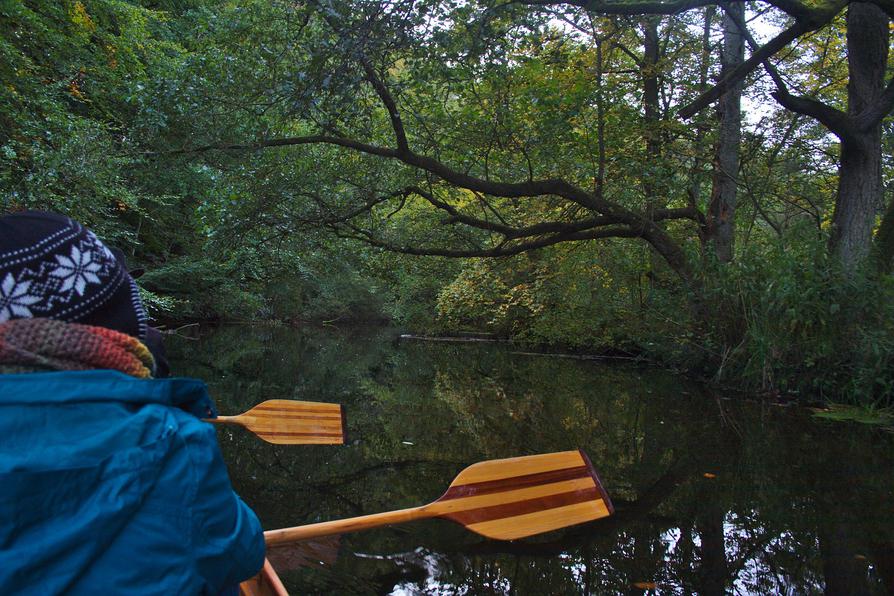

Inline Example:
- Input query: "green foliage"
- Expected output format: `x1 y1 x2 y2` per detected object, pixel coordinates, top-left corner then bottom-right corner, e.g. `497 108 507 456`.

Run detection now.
137 286 178 318
435 242 692 351
430 228 894 405
363 252 459 330
138 256 266 321
812 404 894 427
0 0 175 239
2 0 892 410
265 250 387 323
137 239 390 323
701 233 894 405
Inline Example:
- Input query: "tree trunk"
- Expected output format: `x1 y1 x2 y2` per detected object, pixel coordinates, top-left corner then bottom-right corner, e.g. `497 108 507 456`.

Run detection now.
874 193 894 273
641 17 667 290
690 7 715 253
707 2 744 263
829 2 888 270
642 17 661 206
834 133 883 270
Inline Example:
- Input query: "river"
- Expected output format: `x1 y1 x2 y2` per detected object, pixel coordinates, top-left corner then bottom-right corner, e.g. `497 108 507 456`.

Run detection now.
166 324 894 595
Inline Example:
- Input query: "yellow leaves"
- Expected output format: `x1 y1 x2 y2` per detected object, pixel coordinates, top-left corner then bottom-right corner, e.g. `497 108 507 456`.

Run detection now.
68 81 85 100
454 188 477 209
70 1 96 34
67 69 87 100
105 44 118 70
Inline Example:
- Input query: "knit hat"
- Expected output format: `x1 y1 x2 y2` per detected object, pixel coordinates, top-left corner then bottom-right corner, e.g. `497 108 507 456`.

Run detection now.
0 211 148 341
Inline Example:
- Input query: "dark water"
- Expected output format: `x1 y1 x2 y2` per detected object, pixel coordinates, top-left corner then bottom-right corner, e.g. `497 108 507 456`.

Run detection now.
166 325 894 595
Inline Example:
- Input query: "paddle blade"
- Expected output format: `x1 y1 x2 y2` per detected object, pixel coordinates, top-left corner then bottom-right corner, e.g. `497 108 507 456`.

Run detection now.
432 450 613 540
240 399 346 445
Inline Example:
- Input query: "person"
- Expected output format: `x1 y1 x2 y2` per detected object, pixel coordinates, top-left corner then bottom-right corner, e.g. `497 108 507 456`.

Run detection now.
0 211 265 594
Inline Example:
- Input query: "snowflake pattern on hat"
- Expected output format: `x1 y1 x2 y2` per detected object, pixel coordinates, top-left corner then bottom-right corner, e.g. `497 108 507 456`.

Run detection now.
0 229 119 322
0 214 147 340
51 244 104 295
0 273 42 320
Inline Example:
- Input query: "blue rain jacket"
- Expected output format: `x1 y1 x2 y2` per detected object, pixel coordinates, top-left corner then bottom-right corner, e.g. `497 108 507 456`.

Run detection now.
0 370 265 595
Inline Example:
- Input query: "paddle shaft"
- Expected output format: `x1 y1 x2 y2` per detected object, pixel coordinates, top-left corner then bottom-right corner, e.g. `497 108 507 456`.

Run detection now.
265 506 430 546
208 415 248 426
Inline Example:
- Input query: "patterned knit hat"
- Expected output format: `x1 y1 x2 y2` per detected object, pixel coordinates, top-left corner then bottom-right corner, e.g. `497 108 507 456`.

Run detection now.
0 211 148 341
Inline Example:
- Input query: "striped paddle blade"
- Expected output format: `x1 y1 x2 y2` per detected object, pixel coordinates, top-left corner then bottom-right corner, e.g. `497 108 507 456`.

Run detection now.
429 450 613 540
263 449 612 546
214 399 346 445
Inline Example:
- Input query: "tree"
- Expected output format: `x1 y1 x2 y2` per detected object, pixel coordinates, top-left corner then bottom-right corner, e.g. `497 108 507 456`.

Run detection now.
0 0 176 241
175 0 894 290
705 3 744 263
176 3 714 296
676 0 893 270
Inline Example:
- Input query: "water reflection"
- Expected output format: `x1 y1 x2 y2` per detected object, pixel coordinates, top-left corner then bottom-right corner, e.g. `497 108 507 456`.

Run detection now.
166 325 894 595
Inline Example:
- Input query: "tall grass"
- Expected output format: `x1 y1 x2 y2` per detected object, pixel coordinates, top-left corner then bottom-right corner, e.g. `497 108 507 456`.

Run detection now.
701 240 894 406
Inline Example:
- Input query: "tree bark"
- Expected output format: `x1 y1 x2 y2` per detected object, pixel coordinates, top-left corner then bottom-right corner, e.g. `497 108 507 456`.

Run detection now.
641 17 668 290
706 2 744 263
642 16 662 212
689 6 715 253
829 2 888 270
873 191 894 273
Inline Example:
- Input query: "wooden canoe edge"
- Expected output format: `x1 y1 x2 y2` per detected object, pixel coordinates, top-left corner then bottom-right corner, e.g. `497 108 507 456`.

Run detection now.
577 449 614 516
239 558 288 596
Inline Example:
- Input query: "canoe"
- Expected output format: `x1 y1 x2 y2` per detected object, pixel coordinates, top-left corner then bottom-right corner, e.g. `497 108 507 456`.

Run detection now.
239 558 288 596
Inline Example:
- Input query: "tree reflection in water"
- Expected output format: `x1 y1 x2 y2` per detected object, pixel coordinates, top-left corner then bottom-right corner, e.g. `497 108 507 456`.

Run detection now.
167 325 894 595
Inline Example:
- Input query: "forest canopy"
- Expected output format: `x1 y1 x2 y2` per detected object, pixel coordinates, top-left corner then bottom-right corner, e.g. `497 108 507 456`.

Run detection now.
2 0 893 405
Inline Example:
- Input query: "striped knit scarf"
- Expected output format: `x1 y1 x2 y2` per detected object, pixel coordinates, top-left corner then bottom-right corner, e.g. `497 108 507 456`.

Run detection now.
0 318 155 378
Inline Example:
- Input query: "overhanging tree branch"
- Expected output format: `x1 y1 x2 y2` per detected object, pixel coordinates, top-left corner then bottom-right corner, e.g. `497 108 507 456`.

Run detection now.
770 88 854 140
302 187 416 224
513 0 814 19
410 185 698 231
678 17 818 119
721 3 854 140
854 74 894 131
406 185 617 236
334 221 643 257
168 134 618 211
163 28 705 287
166 132 697 283
359 57 410 153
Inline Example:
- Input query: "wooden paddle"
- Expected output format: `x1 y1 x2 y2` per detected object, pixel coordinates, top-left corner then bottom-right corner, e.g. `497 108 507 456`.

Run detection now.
265 450 613 545
207 399 346 445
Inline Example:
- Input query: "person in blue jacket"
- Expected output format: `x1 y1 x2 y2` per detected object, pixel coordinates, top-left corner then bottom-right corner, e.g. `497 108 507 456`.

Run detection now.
0 211 265 594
